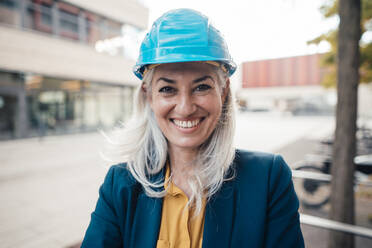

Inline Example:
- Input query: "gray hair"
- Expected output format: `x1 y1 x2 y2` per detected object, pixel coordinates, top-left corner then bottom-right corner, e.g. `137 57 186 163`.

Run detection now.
102 65 236 215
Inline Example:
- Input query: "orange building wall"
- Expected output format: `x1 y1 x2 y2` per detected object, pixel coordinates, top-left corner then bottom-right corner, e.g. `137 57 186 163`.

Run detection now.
242 54 325 88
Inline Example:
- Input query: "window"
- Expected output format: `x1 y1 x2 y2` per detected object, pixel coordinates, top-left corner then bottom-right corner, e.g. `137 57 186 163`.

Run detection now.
59 9 78 39
0 0 17 9
85 13 102 45
28 0 53 33
58 2 79 40
0 0 19 26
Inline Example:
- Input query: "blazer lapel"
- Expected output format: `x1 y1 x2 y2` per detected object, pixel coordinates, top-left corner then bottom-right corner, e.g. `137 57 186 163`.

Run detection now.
130 169 165 248
129 167 238 248
130 193 163 248
202 180 238 248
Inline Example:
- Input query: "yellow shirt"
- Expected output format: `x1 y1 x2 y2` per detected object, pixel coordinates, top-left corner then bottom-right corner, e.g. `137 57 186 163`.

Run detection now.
156 166 206 248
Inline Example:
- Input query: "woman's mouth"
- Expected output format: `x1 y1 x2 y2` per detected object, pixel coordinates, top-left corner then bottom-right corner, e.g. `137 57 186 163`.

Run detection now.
172 118 203 129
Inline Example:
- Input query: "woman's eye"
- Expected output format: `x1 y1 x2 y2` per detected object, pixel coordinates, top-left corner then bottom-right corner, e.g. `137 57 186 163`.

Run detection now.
159 86 175 93
195 84 212 92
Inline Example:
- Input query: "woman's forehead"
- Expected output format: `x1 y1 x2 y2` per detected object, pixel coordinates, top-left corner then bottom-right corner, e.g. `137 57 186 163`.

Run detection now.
154 62 215 76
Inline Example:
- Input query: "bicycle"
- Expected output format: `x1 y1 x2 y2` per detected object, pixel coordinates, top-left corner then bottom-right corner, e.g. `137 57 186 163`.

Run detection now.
294 126 372 209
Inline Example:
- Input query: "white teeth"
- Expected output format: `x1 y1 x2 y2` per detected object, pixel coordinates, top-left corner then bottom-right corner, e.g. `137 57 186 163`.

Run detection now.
173 119 200 128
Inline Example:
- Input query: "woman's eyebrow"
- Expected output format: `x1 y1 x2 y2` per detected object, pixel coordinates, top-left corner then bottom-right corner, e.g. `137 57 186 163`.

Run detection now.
156 77 176 84
156 75 213 84
193 75 214 83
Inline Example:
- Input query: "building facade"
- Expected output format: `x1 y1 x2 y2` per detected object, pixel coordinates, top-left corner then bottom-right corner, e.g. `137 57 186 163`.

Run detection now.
0 0 148 139
237 54 336 114
241 54 325 88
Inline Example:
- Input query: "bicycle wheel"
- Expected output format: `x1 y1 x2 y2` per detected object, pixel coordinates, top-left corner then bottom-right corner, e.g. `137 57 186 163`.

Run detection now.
294 165 331 209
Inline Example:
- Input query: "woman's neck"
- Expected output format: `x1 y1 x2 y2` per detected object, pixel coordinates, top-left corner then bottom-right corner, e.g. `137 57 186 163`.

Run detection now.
167 146 197 198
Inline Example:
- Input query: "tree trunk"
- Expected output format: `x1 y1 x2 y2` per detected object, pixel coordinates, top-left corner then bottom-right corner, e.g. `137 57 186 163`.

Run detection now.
329 0 361 248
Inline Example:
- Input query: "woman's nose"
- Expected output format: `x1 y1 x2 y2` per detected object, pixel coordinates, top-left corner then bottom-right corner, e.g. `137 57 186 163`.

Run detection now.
175 92 197 116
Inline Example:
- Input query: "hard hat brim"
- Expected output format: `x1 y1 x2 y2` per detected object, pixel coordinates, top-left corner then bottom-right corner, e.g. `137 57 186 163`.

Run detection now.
133 46 237 80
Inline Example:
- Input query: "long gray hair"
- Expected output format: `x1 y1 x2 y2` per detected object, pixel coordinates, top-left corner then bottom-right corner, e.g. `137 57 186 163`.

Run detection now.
102 65 236 215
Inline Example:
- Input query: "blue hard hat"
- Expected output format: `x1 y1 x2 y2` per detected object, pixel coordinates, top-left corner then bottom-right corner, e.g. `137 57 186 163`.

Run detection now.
133 8 236 80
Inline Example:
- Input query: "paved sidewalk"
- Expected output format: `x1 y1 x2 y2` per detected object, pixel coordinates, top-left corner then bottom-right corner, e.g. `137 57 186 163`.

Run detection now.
0 133 108 248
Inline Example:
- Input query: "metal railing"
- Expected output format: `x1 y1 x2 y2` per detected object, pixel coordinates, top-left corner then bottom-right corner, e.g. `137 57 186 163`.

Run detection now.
300 214 372 239
292 169 372 239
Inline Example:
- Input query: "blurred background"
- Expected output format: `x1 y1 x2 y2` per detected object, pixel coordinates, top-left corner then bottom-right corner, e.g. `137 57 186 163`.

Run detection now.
0 0 371 247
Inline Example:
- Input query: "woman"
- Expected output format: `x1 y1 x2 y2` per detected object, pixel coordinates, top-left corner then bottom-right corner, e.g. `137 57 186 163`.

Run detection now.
82 9 304 248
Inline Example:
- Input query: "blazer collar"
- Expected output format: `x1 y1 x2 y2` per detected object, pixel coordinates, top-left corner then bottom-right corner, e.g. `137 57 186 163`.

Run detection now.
202 178 238 248
130 167 165 248
129 165 238 248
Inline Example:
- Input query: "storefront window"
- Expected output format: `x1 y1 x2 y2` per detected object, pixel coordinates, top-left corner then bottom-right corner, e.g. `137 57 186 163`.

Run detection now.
0 71 134 140
0 94 16 139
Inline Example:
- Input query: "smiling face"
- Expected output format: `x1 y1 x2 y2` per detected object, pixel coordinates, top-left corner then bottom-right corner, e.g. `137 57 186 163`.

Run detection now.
147 62 228 153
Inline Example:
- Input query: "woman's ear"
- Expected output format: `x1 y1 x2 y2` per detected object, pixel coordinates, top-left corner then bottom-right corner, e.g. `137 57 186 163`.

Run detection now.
141 82 147 94
222 78 230 103
142 83 153 107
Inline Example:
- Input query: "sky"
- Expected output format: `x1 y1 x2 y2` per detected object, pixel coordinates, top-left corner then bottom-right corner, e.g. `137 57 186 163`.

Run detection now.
140 0 338 64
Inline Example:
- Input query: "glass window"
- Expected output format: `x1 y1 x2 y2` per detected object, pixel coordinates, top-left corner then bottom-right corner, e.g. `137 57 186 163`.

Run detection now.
23 75 134 137
0 94 17 139
26 1 53 34
58 2 79 40
0 0 143 60
59 9 79 40
104 19 122 39
0 0 17 9
0 0 19 26
94 19 124 57
85 13 102 45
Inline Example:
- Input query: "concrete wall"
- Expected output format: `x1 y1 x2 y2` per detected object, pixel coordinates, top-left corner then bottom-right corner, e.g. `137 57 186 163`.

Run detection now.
65 0 149 29
0 25 139 86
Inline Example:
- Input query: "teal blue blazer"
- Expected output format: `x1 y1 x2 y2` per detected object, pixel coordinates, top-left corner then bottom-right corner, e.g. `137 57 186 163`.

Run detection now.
82 150 304 247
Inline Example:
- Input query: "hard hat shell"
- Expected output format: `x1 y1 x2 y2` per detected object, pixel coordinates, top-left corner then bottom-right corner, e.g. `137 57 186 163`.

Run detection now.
133 8 236 80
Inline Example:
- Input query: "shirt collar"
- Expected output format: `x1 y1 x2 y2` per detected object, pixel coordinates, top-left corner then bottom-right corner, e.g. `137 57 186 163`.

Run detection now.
164 163 184 197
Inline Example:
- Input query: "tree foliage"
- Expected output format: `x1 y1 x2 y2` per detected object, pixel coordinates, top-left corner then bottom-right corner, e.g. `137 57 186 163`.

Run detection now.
309 0 372 87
